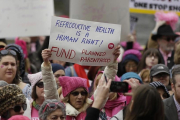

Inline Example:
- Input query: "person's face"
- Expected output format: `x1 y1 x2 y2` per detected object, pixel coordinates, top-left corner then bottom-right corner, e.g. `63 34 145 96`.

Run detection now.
47 109 65 120
69 88 87 110
157 87 168 99
152 73 170 86
9 103 26 117
157 36 175 52
125 60 138 73
0 56 17 84
36 80 44 99
54 70 65 86
172 74 180 103
145 54 158 68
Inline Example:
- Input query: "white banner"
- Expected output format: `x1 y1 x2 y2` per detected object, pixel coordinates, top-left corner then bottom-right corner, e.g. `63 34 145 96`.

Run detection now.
0 0 54 38
130 0 180 13
70 0 129 42
49 16 121 66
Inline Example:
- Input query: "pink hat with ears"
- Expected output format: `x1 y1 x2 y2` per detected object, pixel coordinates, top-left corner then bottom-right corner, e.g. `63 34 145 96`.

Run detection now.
59 76 88 97
28 72 42 89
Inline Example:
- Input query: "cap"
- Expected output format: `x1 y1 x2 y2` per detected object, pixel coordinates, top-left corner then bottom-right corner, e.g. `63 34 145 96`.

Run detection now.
150 64 170 77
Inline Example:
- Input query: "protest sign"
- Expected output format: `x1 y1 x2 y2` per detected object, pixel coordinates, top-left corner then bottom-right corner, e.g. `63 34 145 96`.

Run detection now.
0 0 54 38
70 0 129 42
49 16 121 66
130 0 180 16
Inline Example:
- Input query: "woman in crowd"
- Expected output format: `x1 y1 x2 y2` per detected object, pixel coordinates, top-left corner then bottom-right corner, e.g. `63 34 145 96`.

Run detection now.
39 99 66 120
93 71 126 119
51 63 65 88
117 49 141 77
28 72 44 119
0 84 27 120
124 84 164 120
138 48 162 73
150 81 170 99
0 49 31 100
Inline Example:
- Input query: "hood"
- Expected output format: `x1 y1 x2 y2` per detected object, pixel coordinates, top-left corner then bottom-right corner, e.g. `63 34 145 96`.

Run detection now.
6 44 25 77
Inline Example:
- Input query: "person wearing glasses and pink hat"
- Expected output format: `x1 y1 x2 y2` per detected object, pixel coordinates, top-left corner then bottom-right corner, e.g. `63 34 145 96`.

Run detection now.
28 72 45 120
0 84 27 120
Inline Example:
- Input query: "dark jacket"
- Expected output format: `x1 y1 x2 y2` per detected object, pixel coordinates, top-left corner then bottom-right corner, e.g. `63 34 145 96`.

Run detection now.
85 107 100 120
159 49 174 69
163 95 178 120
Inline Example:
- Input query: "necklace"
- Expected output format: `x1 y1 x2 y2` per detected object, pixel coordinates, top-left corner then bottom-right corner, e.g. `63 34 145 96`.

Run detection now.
32 101 41 111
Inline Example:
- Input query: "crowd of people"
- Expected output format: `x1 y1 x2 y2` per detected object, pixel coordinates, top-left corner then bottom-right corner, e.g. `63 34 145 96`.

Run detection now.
0 11 180 120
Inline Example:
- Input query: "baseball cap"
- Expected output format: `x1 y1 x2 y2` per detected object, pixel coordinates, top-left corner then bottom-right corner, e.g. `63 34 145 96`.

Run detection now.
150 64 170 77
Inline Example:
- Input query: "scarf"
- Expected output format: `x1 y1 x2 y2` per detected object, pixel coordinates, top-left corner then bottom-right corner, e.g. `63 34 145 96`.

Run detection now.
104 93 126 117
74 64 90 87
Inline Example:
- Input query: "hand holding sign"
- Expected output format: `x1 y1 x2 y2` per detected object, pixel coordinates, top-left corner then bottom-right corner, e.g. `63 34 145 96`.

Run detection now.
42 49 52 66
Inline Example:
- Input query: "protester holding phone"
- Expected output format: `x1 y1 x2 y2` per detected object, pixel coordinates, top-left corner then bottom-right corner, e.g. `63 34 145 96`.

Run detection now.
28 72 44 120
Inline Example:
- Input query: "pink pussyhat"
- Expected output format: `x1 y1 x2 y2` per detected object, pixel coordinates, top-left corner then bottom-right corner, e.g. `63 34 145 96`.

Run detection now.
59 76 88 97
8 115 30 120
28 72 42 89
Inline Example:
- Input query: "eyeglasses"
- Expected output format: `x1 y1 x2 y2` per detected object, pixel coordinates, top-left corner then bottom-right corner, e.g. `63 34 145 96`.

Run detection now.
36 82 44 88
11 104 27 112
71 91 88 96
43 102 65 113
161 37 175 42
0 49 17 56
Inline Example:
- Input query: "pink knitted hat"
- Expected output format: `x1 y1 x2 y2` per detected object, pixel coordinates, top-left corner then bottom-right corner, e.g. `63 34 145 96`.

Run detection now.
8 115 30 120
28 72 42 88
59 76 88 97
15 37 28 59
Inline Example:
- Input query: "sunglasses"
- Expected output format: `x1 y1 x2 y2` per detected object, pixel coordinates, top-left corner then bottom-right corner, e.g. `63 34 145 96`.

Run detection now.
11 104 27 113
43 102 65 113
161 37 175 42
0 49 17 56
71 91 88 96
36 82 44 88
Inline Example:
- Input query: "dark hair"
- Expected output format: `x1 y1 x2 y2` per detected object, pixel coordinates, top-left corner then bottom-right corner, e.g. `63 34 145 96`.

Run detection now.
138 48 163 73
0 52 20 84
125 85 164 120
172 65 180 85
31 82 40 101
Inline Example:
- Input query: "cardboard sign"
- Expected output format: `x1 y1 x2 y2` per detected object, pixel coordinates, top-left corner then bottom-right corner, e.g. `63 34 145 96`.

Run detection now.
49 16 121 66
0 0 54 38
130 0 180 16
70 0 129 42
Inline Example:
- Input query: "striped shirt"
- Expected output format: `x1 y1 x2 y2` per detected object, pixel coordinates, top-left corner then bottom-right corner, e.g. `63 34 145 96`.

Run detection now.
173 95 180 120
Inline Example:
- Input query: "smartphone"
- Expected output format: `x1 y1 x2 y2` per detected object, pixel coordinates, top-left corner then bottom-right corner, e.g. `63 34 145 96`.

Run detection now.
110 81 128 93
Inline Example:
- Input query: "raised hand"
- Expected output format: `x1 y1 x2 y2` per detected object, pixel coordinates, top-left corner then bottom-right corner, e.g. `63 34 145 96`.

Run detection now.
113 45 120 62
42 49 52 65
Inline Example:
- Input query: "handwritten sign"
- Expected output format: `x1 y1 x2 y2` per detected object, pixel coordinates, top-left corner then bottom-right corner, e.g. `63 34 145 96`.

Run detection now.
0 0 54 38
70 0 129 42
130 0 180 16
49 16 121 66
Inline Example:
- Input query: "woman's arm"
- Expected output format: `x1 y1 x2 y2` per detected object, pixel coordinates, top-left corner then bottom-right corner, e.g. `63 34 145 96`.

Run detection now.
102 45 120 81
41 49 60 101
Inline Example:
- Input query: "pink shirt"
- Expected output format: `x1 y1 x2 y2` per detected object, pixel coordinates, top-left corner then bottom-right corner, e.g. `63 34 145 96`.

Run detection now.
31 107 39 120
159 48 172 66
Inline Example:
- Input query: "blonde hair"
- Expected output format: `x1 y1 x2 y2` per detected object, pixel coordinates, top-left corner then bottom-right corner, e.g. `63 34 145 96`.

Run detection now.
140 69 150 83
